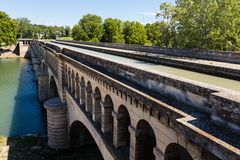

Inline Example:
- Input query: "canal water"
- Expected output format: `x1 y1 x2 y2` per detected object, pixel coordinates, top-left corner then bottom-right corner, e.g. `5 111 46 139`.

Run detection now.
51 42 240 92
0 58 46 136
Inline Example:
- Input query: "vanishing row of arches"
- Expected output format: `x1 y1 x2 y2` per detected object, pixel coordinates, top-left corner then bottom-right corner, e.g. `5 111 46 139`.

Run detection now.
61 67 195 160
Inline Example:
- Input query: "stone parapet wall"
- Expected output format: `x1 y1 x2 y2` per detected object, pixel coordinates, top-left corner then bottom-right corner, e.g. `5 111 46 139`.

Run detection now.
59 40 240 64
210 92 240 130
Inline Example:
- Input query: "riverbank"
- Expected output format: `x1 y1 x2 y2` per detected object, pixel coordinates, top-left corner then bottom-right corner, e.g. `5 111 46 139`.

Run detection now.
0 45 19 59
0 52 19 58
0 136 103 160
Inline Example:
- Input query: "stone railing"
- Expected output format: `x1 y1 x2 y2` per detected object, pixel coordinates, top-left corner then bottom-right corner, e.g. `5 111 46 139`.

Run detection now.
58 40 240 64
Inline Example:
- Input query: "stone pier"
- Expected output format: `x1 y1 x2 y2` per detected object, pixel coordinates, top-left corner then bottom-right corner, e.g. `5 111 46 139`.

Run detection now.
44 98 68 149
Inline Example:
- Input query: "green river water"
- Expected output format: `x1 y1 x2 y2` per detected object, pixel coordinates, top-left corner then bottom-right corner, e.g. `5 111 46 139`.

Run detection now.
0 58 46 136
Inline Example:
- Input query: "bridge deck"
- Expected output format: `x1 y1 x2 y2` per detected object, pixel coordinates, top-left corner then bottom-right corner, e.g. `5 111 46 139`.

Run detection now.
49 42 240 92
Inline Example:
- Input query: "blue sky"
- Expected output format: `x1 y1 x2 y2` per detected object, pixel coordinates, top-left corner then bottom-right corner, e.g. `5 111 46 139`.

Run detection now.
0 0 175 27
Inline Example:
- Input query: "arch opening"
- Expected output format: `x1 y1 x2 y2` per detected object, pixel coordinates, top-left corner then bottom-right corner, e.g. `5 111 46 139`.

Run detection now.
93 87 102 125
135 119 156 160
80 77 86 107
69 121 104 159
117 105 130 158
86 81 93 114
49 76 59 98
71 70 75 93
75 73 80 100
63 65 68 86
68 67 71 89
102 95 114 142
164 143 193 160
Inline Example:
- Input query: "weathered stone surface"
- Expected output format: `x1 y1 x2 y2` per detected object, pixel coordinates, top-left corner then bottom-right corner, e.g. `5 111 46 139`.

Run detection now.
32 40 240 160
44 98 68 150
211 92 240 129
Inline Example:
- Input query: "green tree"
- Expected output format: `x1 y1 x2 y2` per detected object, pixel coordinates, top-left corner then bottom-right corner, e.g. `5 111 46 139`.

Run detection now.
145 22 173 47
64 26 71 37
157 2 176 22
0 11 17 47
156 2 178 47
72 24 82 40
17 18 33 38
78 14 104 42
123 21 148 45
102 18 125 43
174 0 240 50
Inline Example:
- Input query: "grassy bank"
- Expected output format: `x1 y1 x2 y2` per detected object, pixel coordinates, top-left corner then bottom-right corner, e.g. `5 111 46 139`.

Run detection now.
0 136 103 160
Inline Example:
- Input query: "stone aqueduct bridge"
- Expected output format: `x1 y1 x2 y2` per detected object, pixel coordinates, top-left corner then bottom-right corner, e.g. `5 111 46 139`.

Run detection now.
25 39 240 160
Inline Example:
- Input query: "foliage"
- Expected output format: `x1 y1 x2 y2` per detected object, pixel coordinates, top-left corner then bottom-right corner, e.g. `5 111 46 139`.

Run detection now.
102 18 125 43
16 18 68 39
76 14 104 42
17 18 32 38
123 21 148 45
145 22 173 47
57 37 73 40
176 0 240 50
64 26 71 37
72 24 81 40
156 2 176 21
0 11 17 47
156 0 240 51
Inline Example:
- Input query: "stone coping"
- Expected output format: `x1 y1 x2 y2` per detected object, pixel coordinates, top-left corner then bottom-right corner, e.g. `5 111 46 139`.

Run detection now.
58 40 240 64
44 98 66 110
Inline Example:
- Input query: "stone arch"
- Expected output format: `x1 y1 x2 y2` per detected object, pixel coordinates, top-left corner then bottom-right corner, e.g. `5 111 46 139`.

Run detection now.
75 73 80 99
92 87 102 125
71 70 75 93
86 81 93 113
102 95 114 142
135 119 156 160
116 105 131 158
63 65 68 86
49 76 59 98
69 121 103 159
80 77 86 107
68 67 71 89
164 143 193 160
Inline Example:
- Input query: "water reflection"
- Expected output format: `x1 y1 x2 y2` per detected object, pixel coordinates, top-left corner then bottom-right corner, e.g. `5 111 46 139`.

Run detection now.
0 58 46 136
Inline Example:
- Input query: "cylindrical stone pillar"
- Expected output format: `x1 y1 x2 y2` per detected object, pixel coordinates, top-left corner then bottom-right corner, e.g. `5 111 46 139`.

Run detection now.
44 98 68 149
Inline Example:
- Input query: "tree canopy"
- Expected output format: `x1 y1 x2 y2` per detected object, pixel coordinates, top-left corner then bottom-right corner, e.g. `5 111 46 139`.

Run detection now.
77 14 104 42
16 18 70 39
0 11 17 47
157 0 240 51
102 18 125 43
123 21 148 45
145 22 173 47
